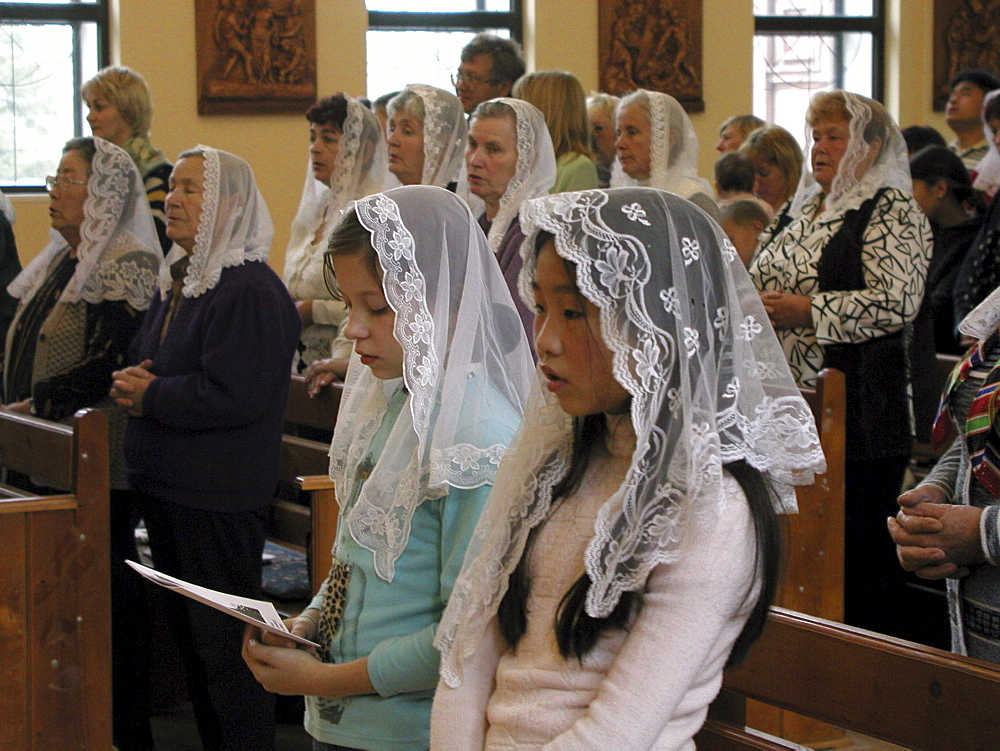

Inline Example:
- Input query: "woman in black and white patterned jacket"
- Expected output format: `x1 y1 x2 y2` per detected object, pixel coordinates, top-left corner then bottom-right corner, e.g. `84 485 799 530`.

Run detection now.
750 90 935 643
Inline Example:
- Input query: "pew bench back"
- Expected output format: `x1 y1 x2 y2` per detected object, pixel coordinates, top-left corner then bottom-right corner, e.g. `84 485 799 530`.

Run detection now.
0 409 111 750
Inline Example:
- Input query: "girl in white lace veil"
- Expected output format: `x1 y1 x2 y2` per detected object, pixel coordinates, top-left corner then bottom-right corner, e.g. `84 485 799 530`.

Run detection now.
433 188 824 745
328 185 534 580
386 84 468 188
788 90 912 218
241 185 532 750
285 94 388 368
458 97 557 254
9 137 159 311
610 90 715 210
160 145 272 299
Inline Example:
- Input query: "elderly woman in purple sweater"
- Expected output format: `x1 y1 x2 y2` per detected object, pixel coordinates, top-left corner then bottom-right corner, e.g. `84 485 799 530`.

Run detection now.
111 145 300 751
459 98 556 341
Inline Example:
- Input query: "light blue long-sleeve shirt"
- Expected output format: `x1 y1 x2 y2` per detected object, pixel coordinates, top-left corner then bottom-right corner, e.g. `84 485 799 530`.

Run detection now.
305 380 518 750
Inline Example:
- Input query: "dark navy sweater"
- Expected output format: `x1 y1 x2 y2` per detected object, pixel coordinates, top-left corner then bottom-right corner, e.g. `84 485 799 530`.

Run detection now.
124 261 300 512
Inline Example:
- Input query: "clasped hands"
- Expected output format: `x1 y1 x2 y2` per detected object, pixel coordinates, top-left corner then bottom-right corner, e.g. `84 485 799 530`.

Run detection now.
110 358 155 417
887 485 985 580
759 290 813 330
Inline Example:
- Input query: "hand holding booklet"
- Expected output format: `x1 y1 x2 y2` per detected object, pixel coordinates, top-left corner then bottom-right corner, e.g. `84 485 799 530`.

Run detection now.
126 560 320 648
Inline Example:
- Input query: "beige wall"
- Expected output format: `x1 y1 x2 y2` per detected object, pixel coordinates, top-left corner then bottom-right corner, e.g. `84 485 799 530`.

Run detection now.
9 0 951 268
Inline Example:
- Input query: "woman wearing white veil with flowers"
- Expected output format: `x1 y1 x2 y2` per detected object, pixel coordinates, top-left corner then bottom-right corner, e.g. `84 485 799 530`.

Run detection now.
284 93 388 371
242 185 533 751
460 97 557 339
4 135 160 750
611 89 718 219
431 187 824 749
386 84 468 189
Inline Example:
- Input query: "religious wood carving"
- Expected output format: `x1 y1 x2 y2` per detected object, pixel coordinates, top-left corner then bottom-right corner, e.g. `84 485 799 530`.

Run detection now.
196 0 316 115
598 0 704 113
933 0 1000 111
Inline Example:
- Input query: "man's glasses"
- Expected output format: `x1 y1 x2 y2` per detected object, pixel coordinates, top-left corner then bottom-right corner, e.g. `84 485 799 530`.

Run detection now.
451 71 498 87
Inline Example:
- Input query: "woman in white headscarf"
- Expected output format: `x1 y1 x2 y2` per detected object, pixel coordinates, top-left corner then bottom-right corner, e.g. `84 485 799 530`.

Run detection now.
611 89 718 219
386 84 468 189
459 97 557 339
750 90 935 642
431 187 824 748
3 135 160 750
112 146 301 751
4 136 159 423
241 185 533 751
284 93 388 370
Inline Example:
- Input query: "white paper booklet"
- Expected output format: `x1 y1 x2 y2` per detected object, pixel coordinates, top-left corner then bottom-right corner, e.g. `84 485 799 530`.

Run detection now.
126 560 320 648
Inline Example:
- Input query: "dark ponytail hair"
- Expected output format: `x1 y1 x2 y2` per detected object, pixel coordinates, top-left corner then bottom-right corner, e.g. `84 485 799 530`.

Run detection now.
496 424 782 664
500 228 783 663
909 145 980 210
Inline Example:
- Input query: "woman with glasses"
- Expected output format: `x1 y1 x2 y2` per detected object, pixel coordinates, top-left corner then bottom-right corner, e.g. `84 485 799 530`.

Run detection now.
3 136 160 750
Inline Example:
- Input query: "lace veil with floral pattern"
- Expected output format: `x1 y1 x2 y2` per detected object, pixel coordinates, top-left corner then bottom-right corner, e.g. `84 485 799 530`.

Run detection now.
388 84 468 189
284 97 388 291
436 187 826 687
327 185 534 582
162 145 273 299
610 90 713 201
789 91 912 218
457 98 557 254
9 137 159 310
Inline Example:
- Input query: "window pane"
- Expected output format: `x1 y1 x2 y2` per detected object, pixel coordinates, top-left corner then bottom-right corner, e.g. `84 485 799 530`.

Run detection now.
0 23 98 187
366 28 508 99
753 0 873 17
367 1 511 11
753 32 873 148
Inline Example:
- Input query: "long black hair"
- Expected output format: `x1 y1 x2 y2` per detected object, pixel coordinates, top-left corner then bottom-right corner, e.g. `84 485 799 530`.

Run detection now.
497 231 782 665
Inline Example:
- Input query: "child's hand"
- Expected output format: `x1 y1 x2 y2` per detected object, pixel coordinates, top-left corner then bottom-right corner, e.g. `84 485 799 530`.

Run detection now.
242 633 326 696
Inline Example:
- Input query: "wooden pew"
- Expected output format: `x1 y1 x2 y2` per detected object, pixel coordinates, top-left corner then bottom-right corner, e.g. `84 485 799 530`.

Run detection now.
784 367 846 619
745 369 846 743
696 607 1000 751
273 375 342 591
0 409 111 750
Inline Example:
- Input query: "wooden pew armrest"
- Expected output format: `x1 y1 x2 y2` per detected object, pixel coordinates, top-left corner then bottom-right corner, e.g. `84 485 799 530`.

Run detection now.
0 494 77 514
296 475 335 491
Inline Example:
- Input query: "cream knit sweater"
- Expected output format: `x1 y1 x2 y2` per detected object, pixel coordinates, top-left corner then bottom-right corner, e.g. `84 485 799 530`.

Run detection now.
431 422 759 750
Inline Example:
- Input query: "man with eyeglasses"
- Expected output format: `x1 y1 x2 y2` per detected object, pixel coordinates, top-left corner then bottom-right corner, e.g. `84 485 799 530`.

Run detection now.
454 33 525 115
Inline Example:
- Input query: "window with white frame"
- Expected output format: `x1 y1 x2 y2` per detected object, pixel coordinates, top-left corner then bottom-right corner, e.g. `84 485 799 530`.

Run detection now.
753 0 883 148
0 1 109 191
365 1 521 101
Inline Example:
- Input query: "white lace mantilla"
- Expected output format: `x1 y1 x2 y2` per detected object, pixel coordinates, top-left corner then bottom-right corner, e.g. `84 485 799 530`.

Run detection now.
436 187 825 687
328 186 533 582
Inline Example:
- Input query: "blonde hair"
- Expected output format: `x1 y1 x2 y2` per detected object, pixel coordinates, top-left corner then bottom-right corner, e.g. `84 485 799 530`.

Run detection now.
739 125 803 207
806 90 892 147
720 114 765 139
512 71 591 159
81 65 154 138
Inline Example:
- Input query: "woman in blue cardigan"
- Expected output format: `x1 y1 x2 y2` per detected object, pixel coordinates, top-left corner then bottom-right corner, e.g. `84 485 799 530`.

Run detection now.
111 145 300 751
